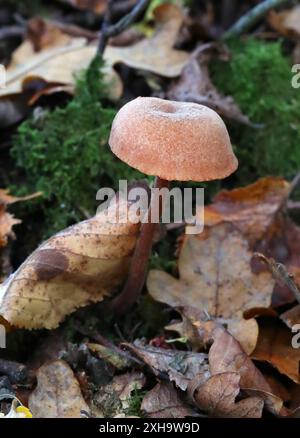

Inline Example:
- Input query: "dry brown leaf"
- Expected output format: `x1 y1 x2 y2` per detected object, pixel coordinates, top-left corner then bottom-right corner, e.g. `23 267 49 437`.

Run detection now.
268 6 300 37
167 43 252 125
0 198 139 329
173 312 282 415
91 372 145 418
208 323 273 395
104 4 189 77
141 382 194 418
200 176 300 307
0 18 122 106
192 372 264 418
123 342 209 391
29 360 89 418
147 223 275 354
204 177 290 247
252 318 300 383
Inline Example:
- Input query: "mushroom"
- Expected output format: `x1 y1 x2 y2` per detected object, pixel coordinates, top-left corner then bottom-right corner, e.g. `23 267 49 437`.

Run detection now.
109 96 238 314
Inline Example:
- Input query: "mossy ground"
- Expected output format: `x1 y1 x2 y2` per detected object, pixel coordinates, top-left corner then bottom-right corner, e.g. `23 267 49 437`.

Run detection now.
11 58 141 239
212 38 300 183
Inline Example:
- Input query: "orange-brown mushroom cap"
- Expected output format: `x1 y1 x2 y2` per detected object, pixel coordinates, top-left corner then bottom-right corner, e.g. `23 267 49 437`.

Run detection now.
109 97 238 182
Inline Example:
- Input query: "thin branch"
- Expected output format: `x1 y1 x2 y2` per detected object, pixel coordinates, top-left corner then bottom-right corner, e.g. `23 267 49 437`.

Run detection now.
0 25 24 40
223 0 292 40
254 253 300 304
97 0 150 56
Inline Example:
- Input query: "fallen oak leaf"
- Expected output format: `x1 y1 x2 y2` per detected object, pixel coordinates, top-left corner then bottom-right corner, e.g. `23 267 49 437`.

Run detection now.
167 43 253 126
201 176 300 306
141 382 194 418
0 198 139 329
104 4 189 78
29 360 89 418
147 223 275 354
123 341 209 391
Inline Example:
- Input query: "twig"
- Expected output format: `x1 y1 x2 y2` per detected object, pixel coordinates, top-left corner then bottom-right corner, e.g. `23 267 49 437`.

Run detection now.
97 0 150 56
223 0 292 40
73 320 144 366
0 25 24 40
254 253 300 304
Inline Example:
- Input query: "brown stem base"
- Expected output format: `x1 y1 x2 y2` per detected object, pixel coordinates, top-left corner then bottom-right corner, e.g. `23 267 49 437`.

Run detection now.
112 176 169 315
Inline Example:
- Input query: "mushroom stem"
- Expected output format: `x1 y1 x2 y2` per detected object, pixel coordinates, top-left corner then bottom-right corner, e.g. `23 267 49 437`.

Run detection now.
112 176 169 315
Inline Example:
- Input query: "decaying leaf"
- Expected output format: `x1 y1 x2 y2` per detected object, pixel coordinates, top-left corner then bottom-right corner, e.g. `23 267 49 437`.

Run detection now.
123 341 209 391
191 372 264 418
0 17 122 118
204 177 290 247
141 382 194 418
252 318 300 383
104 4 189 77
0 198 139 329
148 223 275 354
202 176 300 307
29 360 89 418
168 311 282 415
91 372 145 418
167 43 252 125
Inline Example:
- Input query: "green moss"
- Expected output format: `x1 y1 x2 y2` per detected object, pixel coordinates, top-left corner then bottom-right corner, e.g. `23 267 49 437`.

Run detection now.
11 57 141 238
125 387 147 417
212 39 300 182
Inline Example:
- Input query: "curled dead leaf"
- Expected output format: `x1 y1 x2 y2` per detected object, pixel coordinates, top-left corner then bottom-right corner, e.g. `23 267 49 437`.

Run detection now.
0 198 139 329
191 372 264 418
141 382 194 418
123 341 209 391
